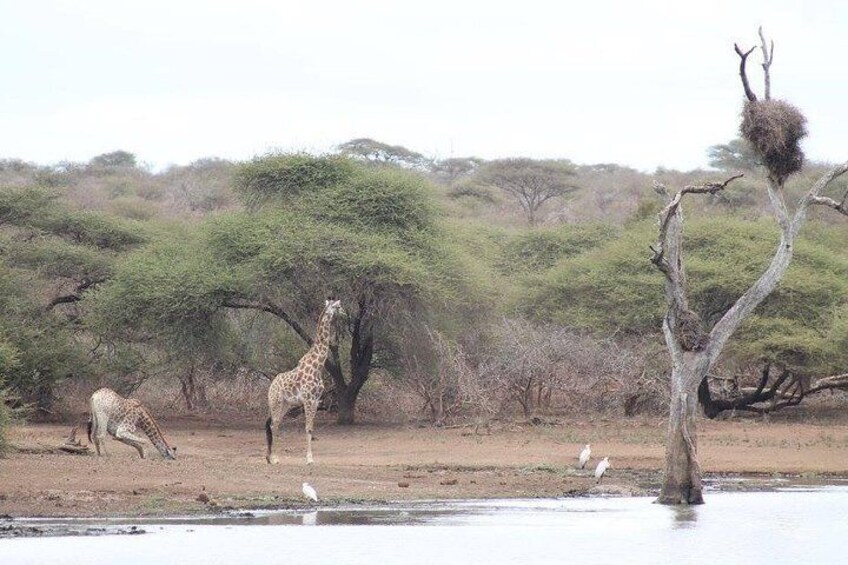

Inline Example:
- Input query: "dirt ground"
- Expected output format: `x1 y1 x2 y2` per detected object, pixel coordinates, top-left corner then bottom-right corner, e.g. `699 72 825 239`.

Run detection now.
1 413 847 518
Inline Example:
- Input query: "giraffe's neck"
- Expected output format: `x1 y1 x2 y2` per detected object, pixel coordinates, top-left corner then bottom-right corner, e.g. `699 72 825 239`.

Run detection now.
307 309 334 366
138 407 174 458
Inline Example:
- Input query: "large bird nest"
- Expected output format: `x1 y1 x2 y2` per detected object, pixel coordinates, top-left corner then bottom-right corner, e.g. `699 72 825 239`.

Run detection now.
674 307 707 352
741 99 807 181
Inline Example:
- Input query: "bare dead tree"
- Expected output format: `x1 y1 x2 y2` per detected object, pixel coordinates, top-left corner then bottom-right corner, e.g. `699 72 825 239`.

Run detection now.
700 367 848 418
651 29 848 505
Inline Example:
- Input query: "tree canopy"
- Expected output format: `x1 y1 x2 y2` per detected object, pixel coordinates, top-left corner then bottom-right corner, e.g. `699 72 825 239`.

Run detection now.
473 158 579 225
337 138 431 170
522 217 848 377
0 185 147 408
91 154 486 422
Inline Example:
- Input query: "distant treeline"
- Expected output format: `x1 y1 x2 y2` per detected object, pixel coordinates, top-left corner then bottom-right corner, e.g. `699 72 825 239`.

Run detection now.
0 139 846 446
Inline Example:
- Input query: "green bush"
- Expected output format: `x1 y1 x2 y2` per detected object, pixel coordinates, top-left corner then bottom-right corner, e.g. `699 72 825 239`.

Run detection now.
0 340 21 455
498 223 616 275
233 153 359 209
109 196 157 220
522 217 848 375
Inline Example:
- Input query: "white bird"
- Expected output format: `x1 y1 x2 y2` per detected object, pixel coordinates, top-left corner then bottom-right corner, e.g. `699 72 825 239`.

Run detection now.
578 444 591 469
302 482 318 502
594 457 610 484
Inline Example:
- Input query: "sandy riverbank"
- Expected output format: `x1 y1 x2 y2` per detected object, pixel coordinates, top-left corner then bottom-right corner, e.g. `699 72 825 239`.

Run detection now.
1 414 846 517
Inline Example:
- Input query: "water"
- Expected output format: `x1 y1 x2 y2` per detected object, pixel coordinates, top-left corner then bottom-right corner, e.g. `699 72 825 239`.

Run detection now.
2 486 847 565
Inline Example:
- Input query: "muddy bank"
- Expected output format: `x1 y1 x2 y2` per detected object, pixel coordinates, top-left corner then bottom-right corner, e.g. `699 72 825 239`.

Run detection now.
1 416 846 518
0 519 145 539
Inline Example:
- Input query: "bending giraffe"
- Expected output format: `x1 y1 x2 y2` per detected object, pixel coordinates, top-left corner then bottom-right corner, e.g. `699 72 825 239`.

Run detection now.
266 298 344 465
88 388 176 460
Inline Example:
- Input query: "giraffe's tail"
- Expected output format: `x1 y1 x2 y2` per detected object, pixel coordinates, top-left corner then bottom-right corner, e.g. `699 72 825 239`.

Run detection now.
265 416 273 453
87 417 93 444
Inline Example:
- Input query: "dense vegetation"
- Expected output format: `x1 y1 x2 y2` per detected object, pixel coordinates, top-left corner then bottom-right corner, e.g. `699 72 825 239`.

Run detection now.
0 141 846 444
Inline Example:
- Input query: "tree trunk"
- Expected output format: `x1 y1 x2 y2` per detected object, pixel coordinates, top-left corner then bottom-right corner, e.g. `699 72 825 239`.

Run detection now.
336 387 358 425
179 364 207 412
650 32 848 506
329 320 373 425
658 370 703 504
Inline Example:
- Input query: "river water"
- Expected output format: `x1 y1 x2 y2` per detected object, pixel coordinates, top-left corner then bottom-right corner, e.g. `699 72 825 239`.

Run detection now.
2 485 847 564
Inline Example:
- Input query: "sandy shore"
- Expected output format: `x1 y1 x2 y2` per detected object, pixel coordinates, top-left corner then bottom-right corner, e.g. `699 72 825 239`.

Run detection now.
1 415 846 517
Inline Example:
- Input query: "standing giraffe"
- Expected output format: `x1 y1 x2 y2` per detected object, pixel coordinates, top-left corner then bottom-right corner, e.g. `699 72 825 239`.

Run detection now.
266 298 344 465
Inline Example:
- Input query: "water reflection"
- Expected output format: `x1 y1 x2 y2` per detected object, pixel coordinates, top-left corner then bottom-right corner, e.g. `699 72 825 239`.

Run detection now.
668 505 698 529
302 511 317 526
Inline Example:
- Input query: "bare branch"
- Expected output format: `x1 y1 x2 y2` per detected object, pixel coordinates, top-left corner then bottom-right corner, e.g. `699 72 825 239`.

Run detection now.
734 43 758 101
758 26 774 100
651 174 744 355
809 373 848 394
809 195 848 216
46 277 107 311
708 163 848 364
221 298 313 346
651 174 744 270
808 177 848 217
765 177 791 231
793 161 848 235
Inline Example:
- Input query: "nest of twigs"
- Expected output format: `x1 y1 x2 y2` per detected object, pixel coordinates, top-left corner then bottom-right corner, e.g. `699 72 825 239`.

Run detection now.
741 99 807 181
675 308 707 352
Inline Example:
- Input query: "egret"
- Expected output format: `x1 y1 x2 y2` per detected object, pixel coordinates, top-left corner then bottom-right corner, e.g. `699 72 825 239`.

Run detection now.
594 457 610 484
578 444 591 469
302 482 318 502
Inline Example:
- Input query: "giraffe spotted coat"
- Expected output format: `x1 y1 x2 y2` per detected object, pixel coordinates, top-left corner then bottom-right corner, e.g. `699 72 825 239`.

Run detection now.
88 388 176 460
266 299 343 465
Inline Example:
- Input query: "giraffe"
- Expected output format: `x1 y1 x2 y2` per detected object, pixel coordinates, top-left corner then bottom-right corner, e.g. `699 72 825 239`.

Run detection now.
266 298 344 465
87 388 176 460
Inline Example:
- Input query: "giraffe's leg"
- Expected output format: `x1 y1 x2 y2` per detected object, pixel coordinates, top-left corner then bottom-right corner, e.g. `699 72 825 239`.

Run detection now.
89 406 104 456
304 400 319 465
93 412 108 456
266 412 282 465
90 412 101 456
267 399 289 465
115 425 147 459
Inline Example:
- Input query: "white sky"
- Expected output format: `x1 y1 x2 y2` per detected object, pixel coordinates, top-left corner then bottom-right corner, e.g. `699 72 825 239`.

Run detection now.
2 0 847 171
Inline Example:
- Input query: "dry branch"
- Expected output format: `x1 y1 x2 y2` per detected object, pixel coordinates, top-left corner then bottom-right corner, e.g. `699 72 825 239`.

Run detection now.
758 26 774 100
47 277 107 311
810 373 848 393
701 368 848 418
650 174 744 273
809 191 848 216
734 43 758 101
58 426 91 455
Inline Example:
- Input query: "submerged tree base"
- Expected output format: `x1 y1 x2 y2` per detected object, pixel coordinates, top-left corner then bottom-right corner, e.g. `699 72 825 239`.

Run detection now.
657 481 705 505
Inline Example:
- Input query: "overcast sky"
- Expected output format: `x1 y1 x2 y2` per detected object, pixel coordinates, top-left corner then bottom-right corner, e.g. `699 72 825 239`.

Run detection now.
2 0 847 171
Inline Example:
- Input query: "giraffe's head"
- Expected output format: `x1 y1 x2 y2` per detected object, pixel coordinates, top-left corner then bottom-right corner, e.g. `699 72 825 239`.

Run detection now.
323 298 344 319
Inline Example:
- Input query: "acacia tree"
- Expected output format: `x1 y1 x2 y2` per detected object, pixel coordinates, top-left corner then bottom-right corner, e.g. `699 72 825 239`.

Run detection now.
337 138 432 170
650 29 848 504
88 150 138 169
222 155 466 424
93 154 482 423
0 186 146 410
428 157 485 185
707 138 760 171
475 158 579 225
